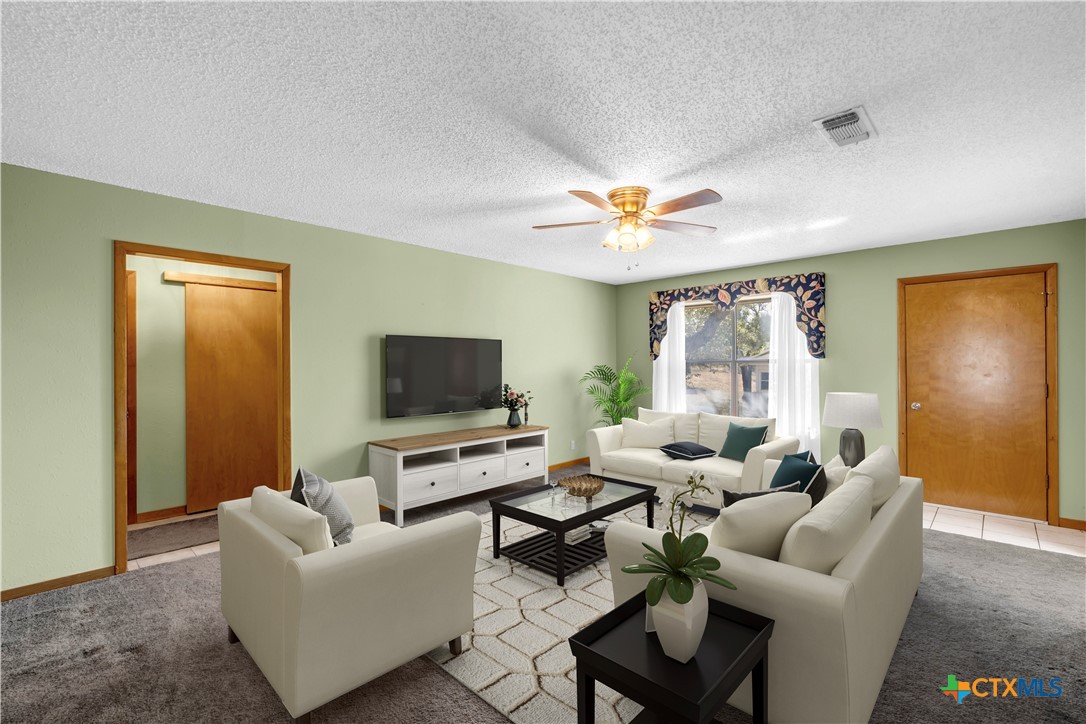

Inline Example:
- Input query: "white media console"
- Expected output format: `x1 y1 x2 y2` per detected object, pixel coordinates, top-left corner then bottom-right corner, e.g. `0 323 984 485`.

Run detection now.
368 425 549 526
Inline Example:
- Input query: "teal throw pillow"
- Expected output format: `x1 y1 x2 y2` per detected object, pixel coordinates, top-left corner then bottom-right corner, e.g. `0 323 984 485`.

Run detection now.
718 422 769 461
770 455 829 505
786 450 817 464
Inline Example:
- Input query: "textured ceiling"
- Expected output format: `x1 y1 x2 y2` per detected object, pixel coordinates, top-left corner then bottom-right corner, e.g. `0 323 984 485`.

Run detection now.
3 2 1083 284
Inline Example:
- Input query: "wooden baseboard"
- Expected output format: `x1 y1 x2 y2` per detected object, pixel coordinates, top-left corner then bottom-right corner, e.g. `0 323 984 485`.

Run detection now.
549 457 589 471
134 505 187 524
1 565 115 602
1058 517 1086 531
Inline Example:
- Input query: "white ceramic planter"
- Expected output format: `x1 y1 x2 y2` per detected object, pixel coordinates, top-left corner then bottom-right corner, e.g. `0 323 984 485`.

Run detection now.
649 580 709 663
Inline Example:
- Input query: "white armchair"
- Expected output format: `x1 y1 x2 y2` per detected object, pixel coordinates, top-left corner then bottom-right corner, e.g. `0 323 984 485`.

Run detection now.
219 476 481 722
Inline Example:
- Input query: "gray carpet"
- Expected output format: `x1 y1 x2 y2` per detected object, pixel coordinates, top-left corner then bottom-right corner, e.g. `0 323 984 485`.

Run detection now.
0 552 507 723
127 516 219 560
6 474 1083 723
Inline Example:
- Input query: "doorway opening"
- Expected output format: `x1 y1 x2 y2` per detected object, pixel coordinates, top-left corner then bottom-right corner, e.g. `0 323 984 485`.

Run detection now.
897 264 1058 525
113 241 291 572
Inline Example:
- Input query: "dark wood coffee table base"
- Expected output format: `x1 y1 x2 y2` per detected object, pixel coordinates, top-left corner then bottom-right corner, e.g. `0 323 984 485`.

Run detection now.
490 478 655 586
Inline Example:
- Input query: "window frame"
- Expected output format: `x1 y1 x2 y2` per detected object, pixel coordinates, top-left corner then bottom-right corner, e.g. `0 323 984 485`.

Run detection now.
684 295 771 416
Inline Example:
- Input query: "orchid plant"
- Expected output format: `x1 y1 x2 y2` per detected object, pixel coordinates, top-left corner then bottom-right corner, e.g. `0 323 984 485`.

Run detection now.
622 472 737 605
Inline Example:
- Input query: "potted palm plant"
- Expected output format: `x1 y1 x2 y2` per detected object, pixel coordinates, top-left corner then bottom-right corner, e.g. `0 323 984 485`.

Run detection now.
579 356 650 426
622 472 737 663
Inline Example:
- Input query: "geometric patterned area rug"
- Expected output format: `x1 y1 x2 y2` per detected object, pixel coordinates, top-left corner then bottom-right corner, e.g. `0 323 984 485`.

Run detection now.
427 501 715 723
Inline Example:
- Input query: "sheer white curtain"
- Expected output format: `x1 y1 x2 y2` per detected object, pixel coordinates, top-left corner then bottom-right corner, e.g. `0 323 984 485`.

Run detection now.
768 292 820 453
652 302 687 413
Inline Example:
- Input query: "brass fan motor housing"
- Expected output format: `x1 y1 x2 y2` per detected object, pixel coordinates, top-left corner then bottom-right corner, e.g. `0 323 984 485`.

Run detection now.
606 186 651 215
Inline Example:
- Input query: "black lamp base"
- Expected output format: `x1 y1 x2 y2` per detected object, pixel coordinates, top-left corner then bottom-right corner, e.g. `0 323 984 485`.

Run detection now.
839 428 866 467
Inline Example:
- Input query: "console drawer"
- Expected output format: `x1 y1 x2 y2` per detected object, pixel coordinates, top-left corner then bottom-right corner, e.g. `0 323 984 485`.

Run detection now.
403 465 459 502
506 449 545 478
460 457 505 490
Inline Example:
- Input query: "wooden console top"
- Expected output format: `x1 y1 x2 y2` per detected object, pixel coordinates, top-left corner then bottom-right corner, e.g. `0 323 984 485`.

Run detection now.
369 424 549 452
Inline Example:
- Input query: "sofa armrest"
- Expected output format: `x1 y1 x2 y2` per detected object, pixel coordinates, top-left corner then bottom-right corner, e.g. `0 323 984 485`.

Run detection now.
605 520 856 723
741 436 800 492
587 424 623 475
830 477 924 722
281 511 481 717
331 476 381 527
218 502 302 697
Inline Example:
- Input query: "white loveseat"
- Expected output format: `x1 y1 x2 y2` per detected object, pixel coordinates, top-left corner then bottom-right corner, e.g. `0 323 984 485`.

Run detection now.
219 476 481 722
605 459 924 723
587 408 801 507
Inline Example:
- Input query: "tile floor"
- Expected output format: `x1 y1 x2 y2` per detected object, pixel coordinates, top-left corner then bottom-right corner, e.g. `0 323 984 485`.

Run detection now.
127 505 1085 571
925 503 1086 557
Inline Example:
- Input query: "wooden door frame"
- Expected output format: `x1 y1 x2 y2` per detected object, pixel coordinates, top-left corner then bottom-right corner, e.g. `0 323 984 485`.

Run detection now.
112 240 291 573
897 263 1058 526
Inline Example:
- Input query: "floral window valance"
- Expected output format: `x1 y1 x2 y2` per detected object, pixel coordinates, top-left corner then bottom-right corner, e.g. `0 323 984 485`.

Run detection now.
649 273 826 360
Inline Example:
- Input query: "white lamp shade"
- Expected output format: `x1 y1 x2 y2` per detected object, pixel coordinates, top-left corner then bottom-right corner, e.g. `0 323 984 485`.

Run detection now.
822 392 883 429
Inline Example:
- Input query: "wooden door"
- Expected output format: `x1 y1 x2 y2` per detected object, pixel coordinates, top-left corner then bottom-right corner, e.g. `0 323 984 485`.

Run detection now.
126 271 138 524
185 282 279 512
902 272 1048 519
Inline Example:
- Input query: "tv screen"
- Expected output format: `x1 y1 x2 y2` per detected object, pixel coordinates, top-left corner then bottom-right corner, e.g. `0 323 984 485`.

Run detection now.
385 335 502 418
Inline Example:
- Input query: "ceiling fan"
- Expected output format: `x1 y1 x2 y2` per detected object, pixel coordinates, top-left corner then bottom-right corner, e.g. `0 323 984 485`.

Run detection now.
532 186 722 252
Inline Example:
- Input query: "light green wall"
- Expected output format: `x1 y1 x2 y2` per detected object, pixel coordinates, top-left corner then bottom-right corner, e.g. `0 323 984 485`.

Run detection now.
127 257 276 514
1 164 616 590
615 220 1086 520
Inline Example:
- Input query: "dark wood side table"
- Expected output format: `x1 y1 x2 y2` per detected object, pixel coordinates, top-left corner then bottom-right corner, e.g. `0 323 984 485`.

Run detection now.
569 593 774 724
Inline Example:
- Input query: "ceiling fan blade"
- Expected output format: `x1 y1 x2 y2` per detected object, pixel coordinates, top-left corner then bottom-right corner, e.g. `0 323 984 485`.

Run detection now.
532 219 612 230
569 190 620 214
648 219 717 237
644 188 722 218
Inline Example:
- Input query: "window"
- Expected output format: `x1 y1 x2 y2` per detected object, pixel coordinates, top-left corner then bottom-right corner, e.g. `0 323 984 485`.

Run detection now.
683 299 771 416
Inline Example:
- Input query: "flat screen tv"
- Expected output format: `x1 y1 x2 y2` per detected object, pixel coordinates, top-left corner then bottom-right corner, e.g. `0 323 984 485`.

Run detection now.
385 335 502 418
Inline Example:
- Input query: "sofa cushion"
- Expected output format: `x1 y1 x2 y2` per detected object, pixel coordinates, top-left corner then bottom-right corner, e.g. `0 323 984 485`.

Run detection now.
779 475 874 574
721 482 802 507
349 521 400 542
823 455 851 496
291 468 355 545
662 456 743 491
660 441 716 461
769 456 829 505
601 448 672 478
698 412 776 451
250 485 334 555
718 422 769 461
709 491 812 559
638 408 700 444
621 417 674 448
844 445 901 513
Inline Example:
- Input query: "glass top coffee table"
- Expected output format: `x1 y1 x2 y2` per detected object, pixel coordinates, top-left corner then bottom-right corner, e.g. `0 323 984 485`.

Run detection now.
489 477 656 585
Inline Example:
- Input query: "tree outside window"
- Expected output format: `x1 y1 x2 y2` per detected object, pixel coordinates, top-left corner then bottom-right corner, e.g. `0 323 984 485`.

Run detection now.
683 299 771 416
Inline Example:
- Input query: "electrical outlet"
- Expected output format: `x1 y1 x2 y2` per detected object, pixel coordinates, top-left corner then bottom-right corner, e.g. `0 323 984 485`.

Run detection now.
570 440 576 451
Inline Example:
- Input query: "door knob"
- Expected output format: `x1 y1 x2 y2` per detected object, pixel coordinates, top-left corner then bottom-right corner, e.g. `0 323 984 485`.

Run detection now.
911 402 922 410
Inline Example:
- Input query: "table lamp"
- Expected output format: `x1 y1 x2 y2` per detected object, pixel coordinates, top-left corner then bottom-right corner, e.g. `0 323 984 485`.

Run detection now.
822 392 883 467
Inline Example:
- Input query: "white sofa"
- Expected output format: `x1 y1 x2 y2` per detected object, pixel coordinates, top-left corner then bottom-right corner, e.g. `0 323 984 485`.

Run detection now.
219 476 481 722
587 408 800 507
605 461 924 723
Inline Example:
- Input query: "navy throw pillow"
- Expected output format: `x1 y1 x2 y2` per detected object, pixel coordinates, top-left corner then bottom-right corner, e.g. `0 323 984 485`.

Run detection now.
660 441 716 460
718 423 769 461
721 482 802 507
786 450 817 464
769 456 828 505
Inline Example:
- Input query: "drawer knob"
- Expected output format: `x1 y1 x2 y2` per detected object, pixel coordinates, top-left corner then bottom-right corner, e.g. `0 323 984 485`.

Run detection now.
482 471 487 476
430 481 436 487
525 462 530 467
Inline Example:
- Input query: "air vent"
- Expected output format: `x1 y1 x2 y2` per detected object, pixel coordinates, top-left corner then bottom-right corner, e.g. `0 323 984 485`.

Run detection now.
813 106 877 147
